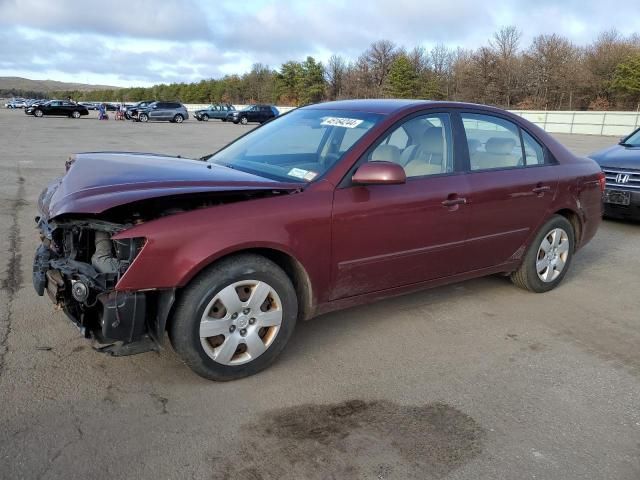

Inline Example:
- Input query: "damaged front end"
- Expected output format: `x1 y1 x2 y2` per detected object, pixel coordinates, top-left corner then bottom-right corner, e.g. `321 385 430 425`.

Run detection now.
33 216 173 356
32 151 301 357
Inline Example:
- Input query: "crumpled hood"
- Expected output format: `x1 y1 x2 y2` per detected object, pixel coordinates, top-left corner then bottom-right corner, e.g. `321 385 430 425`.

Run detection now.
39 152 299 219
589 144 640 170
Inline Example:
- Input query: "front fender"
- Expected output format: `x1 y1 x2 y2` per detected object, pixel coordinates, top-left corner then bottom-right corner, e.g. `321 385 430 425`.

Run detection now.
112 188 334 301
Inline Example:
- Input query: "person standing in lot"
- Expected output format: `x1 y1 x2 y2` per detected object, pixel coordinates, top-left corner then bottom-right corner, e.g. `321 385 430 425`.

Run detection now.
98 103 108 120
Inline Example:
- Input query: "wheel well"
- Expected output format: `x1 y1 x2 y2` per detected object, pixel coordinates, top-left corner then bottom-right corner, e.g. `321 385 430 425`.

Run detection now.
177 248 314 322
247 248 314 321
554 209 582 247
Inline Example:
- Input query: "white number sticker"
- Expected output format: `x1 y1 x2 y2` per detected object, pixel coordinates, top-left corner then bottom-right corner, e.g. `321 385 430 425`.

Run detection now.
320 117 364 128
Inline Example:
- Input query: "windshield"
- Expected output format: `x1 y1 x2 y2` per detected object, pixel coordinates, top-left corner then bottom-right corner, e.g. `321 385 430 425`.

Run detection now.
207 108 383 182
623 129 640 146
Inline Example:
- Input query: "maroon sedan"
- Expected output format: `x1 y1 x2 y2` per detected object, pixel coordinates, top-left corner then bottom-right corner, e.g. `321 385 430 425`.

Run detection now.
33 100 605 381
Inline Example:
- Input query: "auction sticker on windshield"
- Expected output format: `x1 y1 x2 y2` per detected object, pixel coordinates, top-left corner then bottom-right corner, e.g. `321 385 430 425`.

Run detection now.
321 117 364 128
288 168 317 181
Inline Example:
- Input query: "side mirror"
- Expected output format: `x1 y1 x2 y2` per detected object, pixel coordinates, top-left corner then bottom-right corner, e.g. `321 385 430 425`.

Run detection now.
152 105 158 109
352 161 407 186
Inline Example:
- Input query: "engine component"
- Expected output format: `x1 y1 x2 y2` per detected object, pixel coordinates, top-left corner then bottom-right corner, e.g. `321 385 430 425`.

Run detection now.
98 291 147 343
71 280 89 302
91 231 120 273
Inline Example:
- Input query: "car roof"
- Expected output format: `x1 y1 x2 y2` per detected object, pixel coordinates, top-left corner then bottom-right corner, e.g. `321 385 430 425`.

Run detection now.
302 99 515 116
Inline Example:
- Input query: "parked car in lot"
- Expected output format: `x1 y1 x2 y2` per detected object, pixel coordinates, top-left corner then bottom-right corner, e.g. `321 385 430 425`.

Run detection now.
125 100 154 120
25 100 89 118
589 128 640 221
79 102 99 111
32 99 604 381
5 98 27 108
194 103 235 121
227 104 278 124
137 101 188 123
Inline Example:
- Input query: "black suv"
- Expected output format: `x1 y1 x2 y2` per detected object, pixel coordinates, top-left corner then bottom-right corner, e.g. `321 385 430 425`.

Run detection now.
226 104 279 124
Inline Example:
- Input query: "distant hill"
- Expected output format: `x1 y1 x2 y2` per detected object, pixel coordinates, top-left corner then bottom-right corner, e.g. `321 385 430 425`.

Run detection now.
0 77 120 93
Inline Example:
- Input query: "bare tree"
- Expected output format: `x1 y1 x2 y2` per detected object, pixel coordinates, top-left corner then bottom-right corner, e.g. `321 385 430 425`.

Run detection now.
325 54 347 100
408 46 428 74
362 40 397 94
524 34 580 109
490 26 522 107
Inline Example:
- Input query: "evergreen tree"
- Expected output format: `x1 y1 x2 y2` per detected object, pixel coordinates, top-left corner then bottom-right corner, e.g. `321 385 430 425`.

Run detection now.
385 54 418 98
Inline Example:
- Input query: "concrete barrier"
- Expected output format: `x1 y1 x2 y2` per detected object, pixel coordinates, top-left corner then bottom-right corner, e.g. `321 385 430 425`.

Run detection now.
509 110 640 136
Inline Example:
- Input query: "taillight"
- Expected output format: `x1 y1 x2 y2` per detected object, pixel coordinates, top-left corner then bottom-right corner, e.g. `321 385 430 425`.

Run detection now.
597 171 606 193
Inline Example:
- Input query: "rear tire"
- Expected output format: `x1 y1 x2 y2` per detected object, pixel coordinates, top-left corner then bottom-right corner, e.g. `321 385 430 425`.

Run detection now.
138 113 149 123
169 254 298 381
511 215 575 293
173 114 184 123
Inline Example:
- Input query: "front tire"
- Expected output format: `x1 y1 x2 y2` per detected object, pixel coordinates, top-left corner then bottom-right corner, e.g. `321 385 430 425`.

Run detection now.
138 113 149 123
71 110 81 119
511 215 575 293
34 109 43 117
202 114 209 121
169 254 298 381
240 116 248 125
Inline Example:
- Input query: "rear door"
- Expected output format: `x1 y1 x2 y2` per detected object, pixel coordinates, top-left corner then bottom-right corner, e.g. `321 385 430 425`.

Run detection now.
330 111 471 299
460 112 559 270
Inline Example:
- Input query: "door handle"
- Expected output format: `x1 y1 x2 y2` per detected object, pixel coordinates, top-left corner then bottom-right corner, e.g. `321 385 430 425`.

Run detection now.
532 185 551 194
441 197 467 207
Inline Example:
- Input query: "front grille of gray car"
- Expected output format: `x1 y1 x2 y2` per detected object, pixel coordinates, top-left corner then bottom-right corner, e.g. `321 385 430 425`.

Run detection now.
603 167 640 189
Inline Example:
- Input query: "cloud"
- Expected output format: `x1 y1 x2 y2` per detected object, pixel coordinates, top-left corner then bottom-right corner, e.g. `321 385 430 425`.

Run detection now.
0 0 211 41
0 0 639 86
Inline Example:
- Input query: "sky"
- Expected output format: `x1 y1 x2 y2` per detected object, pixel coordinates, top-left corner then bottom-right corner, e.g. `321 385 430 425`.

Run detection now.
0 0 639 88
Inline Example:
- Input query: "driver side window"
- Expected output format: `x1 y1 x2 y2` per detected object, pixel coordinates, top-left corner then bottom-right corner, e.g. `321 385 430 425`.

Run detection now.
367 113 454 178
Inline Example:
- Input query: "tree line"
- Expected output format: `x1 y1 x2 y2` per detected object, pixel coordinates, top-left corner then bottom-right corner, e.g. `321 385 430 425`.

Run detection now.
37 28 640 110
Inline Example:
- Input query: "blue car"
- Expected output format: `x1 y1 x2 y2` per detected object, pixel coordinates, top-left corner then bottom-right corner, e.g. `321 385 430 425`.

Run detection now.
589 127 640 220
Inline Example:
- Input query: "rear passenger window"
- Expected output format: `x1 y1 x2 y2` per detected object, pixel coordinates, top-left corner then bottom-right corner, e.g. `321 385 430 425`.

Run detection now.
462 114 522 170
522 130 545 165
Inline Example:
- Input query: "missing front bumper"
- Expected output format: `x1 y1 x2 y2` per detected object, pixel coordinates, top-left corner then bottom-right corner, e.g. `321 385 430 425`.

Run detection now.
33 244 175 356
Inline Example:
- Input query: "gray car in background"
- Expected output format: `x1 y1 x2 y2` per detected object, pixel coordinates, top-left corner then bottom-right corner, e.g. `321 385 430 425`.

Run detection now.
137 101 189 123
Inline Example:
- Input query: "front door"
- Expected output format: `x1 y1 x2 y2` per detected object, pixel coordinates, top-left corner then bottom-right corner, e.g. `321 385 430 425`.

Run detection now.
330 112 470 300
460 112 559 270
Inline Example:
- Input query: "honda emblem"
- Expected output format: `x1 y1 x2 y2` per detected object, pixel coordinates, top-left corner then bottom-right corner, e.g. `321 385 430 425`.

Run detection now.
615 173 630 184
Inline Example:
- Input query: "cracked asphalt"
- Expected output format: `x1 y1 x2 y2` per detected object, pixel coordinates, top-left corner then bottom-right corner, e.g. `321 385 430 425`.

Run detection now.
0 109 639 480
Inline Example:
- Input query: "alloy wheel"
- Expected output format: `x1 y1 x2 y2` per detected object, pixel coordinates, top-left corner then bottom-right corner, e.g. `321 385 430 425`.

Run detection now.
536 227 570 282
199 280 283 365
